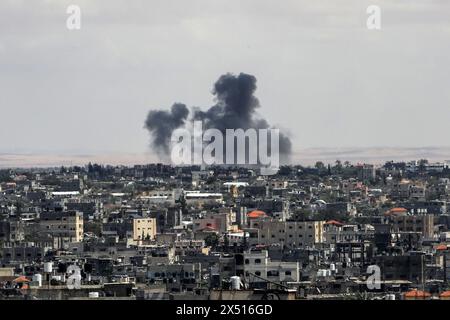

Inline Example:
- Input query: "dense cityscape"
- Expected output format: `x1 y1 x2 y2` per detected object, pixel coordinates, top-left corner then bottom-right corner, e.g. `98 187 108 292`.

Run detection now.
1 159 450 300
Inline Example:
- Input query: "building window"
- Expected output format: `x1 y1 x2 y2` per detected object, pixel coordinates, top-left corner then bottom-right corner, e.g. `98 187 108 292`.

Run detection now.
255 259 261 264
267 270 279 277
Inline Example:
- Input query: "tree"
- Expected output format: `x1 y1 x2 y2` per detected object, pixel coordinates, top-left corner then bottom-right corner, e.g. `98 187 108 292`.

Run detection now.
84 221 102 237
278 166 292 176
0 170 12 183
87 162 94 174
204 233 219 249
418 159 428 173
315 161 325 171
334 160 343 174
177 194 189 216
223 234 230 250
242 232 248 250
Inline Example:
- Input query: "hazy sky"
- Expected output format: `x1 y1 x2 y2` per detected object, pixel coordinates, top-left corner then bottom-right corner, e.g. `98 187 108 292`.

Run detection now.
1 0 449 158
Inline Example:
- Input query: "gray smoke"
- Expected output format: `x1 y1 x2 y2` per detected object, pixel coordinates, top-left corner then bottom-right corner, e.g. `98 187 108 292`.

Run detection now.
145 72 292 162
145 103 189 155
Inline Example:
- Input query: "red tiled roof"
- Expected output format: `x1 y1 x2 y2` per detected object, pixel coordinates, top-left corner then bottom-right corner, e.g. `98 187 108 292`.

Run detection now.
404 289 431 298
13 276 30 283
385 207 408 216
325 220 344 226
440 291 450 297
247 210 267 218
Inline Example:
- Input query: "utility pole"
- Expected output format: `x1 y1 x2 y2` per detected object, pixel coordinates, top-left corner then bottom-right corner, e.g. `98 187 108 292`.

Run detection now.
421 253 425 292
443 252 447 284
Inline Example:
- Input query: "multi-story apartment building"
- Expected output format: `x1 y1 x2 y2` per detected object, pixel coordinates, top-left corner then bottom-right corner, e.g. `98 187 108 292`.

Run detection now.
238 250 299 286
390 214 434 238
132 218 157 241
39 211 84 247
251 219 325 248
374 254 425 284
193 213 230 234
389 180 411 200
410 184 427 201
324 223 374 244
357 164 376 181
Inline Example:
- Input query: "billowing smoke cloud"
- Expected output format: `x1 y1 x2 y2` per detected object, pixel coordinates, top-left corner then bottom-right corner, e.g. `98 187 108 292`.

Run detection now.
145 72 292 163
145 103 189 155
193 73 292 157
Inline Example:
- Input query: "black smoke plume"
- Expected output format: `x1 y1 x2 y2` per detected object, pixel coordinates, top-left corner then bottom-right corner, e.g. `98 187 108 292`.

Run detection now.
145 72 292 162
144 103 189 155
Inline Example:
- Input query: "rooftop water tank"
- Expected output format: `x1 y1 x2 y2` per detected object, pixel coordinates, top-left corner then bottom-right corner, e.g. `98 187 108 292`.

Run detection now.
317 269 326 277
44 262 53 273
32 274 42 287
230 276 241 290
51 275 62 281
119 276 129 283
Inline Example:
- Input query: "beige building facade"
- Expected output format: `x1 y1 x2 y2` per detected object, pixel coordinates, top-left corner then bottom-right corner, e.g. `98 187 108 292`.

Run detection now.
40 211 84 246
133 218 157 241
251 219 325 248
